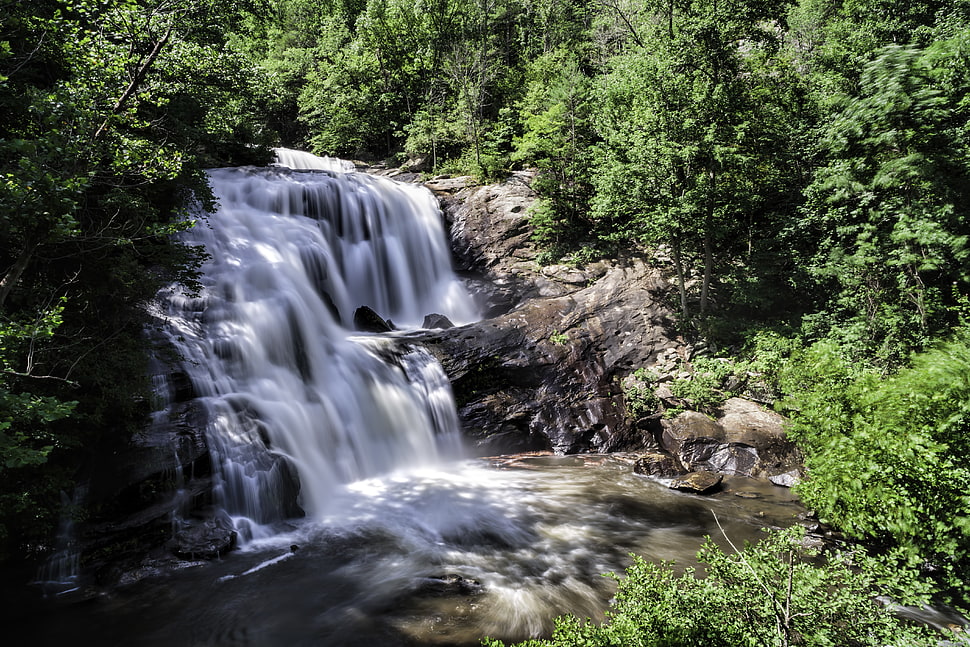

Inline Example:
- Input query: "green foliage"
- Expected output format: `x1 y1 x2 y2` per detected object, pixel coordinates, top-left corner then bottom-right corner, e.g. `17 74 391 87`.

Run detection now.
622 368 660 419
783 335 970 599
0 0 273 560
797 31 970 364
513 49 595 226
666 358 739 412
590 0 804 318
485 527 939 647
549 330 569 345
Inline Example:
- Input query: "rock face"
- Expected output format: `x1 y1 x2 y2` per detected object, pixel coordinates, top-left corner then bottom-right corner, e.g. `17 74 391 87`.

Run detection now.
410 259 678 454
411 174 684 454
170 509 237 560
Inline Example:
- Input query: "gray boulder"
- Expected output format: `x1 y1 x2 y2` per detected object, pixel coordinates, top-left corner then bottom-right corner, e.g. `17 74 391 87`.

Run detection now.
656 398 801 482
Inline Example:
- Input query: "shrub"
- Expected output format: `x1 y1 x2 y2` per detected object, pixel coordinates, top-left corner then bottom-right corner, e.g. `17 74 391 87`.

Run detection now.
484 527 940 647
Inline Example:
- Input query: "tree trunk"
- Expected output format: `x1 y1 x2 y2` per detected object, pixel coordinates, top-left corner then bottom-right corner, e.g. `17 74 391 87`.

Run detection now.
0 243 34 308
700 232 712 315
93 24 173 141
672 239 688 319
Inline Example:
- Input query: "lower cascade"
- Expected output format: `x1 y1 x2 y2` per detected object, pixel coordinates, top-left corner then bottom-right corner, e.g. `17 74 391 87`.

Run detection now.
26 150 802 646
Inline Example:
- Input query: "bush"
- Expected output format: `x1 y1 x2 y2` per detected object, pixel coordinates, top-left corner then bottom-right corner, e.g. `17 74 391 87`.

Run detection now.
784 336 970 600
484 527 940 647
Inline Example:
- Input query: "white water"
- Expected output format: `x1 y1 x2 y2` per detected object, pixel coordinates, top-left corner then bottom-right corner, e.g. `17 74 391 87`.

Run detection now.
109 151 805 645
153 150 477 534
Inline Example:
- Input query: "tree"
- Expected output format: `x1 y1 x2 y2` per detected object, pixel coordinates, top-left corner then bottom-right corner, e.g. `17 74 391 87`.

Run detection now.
797 32 970 362
0 0 272 560
590 0 800 318
512 50 596 258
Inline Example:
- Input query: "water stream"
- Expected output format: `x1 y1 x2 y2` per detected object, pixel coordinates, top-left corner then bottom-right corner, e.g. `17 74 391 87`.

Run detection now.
17 150 805 645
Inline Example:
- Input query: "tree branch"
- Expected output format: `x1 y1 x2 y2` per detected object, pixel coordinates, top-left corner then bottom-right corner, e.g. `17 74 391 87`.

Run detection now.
93 22 174 141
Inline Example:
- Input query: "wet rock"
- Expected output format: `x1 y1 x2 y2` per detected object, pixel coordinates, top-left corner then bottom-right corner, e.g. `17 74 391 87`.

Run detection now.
422 313 455 329
660 411 724 466
414 574 485 597
734 491 762 499
656 400 801 479
170 510 237 560
354 305 394 332
668 471 723 494
411 258 677 455
633 452 685 479
409 172 688 455
769 470 802 488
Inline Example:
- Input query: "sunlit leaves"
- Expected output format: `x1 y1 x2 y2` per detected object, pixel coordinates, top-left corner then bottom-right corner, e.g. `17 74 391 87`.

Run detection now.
782 335 970 598
487 528 939 647
800 33 970 361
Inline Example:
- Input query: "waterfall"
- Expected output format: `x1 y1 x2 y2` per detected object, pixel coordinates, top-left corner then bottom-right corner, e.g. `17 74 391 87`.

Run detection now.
153 150 477 537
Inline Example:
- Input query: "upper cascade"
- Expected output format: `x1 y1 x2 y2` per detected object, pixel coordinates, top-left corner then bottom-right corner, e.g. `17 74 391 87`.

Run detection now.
273 147 356 173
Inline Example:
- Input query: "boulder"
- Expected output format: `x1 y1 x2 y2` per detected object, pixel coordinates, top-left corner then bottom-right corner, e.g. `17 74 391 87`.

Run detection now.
413 574 485 597
354 305 394 332
769 470 802 488
633 452 686 479
669 471 723 494
656 399 801 479
422 313 455 329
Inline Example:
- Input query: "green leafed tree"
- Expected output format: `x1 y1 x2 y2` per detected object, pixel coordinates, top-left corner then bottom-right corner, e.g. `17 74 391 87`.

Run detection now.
590 0 802 319
512 49 596 258
797 31 970 363
0 0 273 560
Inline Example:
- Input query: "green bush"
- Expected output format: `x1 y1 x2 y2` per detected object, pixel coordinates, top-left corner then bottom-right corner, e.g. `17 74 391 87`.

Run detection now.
784 336 970 599
484 527 940 647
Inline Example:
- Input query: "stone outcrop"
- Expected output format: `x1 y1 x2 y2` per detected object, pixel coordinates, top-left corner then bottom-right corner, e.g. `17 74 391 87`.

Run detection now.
654 398 801 481
354 305 395 332
415 173 802 465
409 255 679 454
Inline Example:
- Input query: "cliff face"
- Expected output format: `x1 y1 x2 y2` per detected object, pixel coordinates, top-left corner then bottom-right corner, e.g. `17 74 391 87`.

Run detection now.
416 172 684 455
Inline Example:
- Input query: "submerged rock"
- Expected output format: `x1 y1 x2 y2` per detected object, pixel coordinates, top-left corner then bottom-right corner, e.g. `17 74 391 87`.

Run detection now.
633 452 686 479
668 471 723 494
414 574 485 597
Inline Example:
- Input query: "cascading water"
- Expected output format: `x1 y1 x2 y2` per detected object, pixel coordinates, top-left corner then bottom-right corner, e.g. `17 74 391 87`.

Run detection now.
154 149 478 537
18 150 806 646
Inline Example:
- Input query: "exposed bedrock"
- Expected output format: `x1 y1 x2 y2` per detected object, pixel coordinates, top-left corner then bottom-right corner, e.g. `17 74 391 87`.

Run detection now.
409 257 677 455
411 174 678 454
417 173 802 484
